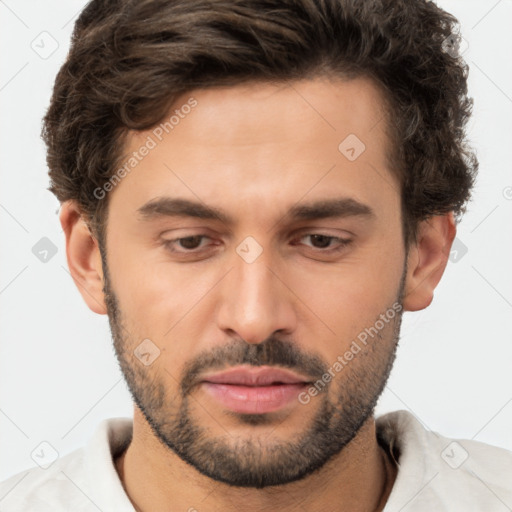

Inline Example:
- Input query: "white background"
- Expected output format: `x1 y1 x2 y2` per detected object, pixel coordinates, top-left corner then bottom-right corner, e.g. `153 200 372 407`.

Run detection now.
1 0 511 482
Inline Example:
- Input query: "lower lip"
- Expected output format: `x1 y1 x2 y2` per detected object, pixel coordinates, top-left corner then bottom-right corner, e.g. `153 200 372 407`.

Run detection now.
201 382 308 414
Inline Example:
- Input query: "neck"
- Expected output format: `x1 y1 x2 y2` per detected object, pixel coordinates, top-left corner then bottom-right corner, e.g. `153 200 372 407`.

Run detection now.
115 407 396 512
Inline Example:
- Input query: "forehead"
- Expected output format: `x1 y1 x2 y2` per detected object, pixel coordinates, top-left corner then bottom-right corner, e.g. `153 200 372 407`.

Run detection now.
109 76 398 224
146 77 391 155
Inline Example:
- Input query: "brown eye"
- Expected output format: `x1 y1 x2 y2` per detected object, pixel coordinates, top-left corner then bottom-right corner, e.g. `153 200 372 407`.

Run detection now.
298 234 352 252
177 236 204 250
308 234 334 249
163 235 211 253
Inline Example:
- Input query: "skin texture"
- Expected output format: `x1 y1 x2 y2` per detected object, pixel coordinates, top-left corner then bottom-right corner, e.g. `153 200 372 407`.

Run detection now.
60 77 455 512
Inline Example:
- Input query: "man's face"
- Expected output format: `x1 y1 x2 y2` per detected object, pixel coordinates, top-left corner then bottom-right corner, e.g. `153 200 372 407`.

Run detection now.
102 77 407 487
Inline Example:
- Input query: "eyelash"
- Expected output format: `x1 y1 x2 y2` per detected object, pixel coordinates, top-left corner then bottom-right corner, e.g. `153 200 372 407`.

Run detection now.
162 234 352 255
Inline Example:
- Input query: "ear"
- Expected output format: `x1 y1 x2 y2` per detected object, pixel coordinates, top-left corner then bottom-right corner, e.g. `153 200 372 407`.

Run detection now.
403 212 456 312
59 201 107 315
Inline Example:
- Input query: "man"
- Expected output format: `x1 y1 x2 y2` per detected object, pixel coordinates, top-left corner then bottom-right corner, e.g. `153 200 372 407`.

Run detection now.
1 0 511 510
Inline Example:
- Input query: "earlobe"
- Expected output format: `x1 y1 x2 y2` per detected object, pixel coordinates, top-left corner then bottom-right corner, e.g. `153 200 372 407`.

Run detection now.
402 213 456 312
59 201 107 315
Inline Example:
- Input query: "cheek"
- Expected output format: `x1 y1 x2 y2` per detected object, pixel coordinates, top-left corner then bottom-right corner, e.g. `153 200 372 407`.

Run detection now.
285 239 404 347
114 264 196 328
106 244 220 360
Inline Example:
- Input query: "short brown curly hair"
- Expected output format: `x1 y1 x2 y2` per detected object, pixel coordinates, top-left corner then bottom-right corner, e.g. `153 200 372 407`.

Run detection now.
43 0 477 248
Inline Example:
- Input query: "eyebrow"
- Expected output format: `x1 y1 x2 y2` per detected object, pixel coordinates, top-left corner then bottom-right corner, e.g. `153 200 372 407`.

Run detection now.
136 196 375 226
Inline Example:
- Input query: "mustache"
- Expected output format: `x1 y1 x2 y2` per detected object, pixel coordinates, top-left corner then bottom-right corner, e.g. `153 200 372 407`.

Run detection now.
180 337 328 396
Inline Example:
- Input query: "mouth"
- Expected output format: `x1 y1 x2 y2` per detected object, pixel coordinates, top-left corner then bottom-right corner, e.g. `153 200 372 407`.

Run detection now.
200 365 312 414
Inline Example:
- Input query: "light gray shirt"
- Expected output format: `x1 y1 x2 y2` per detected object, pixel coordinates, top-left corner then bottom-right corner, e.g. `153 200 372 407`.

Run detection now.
1 410 511 511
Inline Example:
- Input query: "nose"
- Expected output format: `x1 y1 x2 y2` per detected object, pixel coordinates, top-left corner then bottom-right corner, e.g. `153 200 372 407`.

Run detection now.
216 244 297 345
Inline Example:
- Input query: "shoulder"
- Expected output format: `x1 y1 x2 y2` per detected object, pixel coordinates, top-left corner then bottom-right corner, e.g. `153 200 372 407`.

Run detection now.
377 410 512 511
0 417 133 512
0 448 91 512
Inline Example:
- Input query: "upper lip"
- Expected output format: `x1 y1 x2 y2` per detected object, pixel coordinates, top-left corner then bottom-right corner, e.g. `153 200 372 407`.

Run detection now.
201 365 311 386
